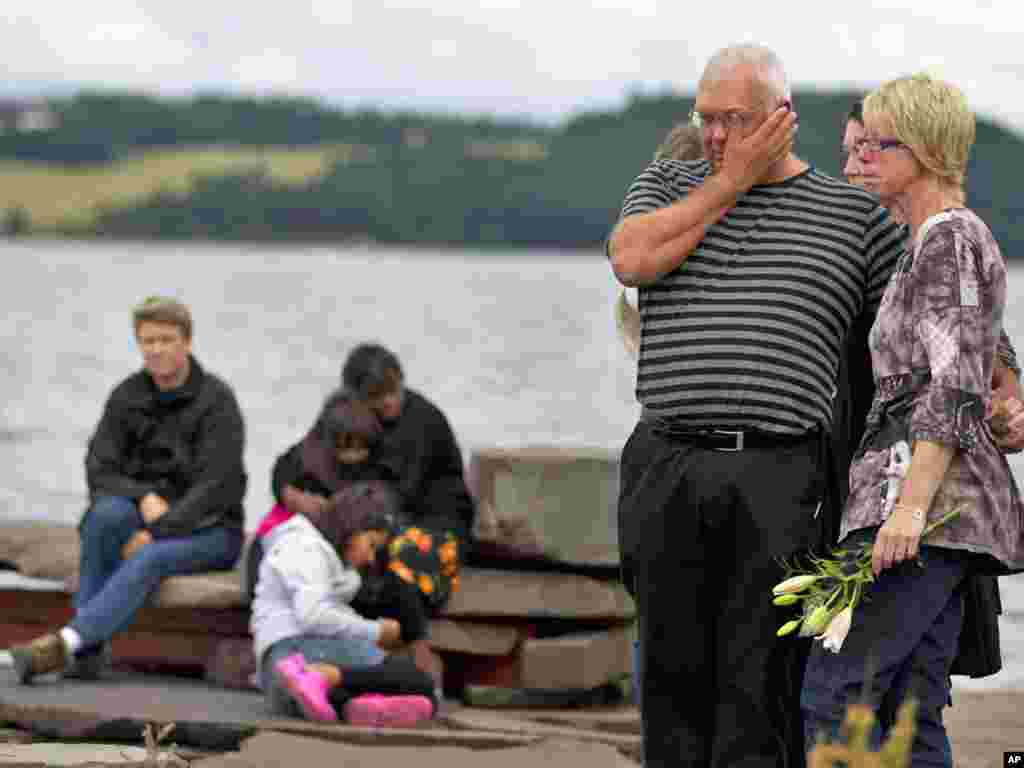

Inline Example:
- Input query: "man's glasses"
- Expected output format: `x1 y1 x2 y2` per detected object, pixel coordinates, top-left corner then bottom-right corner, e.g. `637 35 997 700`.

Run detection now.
689 110 756 131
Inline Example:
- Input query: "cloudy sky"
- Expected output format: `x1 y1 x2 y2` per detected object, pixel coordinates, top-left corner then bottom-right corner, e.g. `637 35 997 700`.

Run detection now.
7 0 1022 133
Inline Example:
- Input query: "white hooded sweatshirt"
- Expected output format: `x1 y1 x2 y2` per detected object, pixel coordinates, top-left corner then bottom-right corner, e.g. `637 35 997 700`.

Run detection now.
250 514 384 662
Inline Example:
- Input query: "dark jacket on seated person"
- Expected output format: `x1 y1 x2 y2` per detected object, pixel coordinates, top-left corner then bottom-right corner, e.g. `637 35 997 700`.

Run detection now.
272 388 475 541
85 355 247 538
374 388 476 542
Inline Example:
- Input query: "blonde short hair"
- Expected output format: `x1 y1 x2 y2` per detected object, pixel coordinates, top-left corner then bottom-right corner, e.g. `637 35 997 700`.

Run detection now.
132 296 193 339
654 123 704 162
863 73 975 192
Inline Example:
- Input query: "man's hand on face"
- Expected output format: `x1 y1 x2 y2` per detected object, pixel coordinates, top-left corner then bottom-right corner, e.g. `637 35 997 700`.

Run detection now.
139 492 170 524
720 105 798 194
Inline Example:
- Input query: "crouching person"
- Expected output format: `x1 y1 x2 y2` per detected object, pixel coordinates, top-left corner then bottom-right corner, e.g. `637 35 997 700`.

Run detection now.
10 296 247 682
251 497 436 725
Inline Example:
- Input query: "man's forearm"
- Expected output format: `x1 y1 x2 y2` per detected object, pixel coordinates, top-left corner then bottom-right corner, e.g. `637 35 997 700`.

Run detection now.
609 173 739 286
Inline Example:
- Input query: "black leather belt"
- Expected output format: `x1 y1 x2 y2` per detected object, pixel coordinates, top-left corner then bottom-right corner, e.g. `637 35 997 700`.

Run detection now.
650 424 815 452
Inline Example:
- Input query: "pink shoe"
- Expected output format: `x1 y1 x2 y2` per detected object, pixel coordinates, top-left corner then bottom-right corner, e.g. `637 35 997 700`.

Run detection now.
343 693 434 727
274 653 338 722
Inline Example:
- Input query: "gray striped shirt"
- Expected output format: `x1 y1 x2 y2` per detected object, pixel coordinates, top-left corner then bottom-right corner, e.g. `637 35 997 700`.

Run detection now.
619 159 905 434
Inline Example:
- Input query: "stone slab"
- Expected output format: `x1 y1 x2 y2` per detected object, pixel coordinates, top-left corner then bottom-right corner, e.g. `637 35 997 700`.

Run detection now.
194 731 639 768
518 625 631 690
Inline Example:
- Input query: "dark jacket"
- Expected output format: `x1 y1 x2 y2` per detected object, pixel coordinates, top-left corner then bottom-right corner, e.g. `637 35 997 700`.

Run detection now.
374 388 476 542
271 389 475 539
85 356 247 538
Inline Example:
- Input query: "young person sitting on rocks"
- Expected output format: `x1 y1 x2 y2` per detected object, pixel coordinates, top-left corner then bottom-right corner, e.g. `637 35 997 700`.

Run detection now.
9 296 246 684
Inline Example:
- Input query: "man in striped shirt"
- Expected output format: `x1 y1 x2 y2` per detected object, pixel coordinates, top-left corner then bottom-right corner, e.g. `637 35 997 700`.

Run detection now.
608 45 906 768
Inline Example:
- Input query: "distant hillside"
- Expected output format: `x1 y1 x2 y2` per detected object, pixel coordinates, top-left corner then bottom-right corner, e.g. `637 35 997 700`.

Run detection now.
1 90 1023 253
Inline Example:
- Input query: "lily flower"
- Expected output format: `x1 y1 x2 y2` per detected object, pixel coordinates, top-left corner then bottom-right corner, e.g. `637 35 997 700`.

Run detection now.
776 619 802 637
817 606 854 654
772 574 820 596
772 593 800 606
801 604 832 636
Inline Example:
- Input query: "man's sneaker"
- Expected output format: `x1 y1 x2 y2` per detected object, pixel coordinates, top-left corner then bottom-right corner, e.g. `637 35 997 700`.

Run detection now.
343 693 434 728
9 633 67 684
273 653 338 722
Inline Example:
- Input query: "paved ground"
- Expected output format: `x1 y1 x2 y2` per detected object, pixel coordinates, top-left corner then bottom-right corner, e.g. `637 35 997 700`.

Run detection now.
0 664 1021 767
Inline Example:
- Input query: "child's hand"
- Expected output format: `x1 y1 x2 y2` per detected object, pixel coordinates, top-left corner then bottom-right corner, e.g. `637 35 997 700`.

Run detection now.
121 530 153 559
376 618 403 650
282 485 328 520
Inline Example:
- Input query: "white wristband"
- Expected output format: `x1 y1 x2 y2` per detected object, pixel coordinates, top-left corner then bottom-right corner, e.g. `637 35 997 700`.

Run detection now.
895 503 925 522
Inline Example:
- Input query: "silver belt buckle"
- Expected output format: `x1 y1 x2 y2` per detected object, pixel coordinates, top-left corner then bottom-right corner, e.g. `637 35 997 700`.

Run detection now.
712 429 744 452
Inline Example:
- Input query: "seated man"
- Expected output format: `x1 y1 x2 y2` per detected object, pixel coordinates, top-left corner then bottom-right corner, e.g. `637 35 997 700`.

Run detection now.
10 296 247 683
291 343 476 544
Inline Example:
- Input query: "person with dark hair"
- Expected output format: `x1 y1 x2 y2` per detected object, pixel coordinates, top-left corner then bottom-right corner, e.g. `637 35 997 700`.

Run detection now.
250 482 436 726
9 296 246 684
251 388 444 693
340 343 476 542
266 389 394 530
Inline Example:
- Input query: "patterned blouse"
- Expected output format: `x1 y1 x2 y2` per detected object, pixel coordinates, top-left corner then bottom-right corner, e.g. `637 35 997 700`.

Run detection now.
841 208 1024 572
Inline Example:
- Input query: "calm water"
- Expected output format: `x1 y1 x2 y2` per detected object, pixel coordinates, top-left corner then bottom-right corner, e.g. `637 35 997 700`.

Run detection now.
2 238 1022 690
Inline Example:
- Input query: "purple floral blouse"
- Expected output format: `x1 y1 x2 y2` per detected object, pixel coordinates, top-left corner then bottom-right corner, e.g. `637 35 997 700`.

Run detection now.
841 208 1024 571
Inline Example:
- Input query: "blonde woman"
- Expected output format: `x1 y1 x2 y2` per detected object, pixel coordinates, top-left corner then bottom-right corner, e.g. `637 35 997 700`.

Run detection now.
801 74 1024 767
615 122 704 360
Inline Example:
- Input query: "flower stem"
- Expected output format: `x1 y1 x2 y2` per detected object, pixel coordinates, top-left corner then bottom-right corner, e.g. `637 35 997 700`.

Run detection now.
922 503 964 538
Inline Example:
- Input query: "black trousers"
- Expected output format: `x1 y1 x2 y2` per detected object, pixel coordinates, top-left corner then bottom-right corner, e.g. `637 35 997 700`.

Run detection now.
352 570 431 645
618 422 827 768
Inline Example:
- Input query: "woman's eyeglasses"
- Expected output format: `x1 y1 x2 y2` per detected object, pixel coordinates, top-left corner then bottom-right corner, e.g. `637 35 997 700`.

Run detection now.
844 137 907 158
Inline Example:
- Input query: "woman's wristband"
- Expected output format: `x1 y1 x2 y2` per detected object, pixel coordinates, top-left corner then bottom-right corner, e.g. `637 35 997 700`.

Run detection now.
893 502 926 523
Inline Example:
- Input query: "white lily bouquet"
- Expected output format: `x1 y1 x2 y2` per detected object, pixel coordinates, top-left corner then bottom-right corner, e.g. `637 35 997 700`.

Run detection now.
772 505 962 653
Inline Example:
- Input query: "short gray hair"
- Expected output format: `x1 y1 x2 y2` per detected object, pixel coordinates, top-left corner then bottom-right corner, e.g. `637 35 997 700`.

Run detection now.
698 44 791 106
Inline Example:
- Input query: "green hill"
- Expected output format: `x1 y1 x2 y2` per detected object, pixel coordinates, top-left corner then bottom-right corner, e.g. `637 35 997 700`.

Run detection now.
2 89 1023 253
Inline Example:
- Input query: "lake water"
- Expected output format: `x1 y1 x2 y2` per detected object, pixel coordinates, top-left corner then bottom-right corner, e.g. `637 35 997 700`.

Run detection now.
2 237 1023 691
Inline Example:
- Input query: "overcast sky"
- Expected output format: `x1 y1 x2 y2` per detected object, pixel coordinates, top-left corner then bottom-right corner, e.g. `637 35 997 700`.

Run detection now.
7 0 1022 134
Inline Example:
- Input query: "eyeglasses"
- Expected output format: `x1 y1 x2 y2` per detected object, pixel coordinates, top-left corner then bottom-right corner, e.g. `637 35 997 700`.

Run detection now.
689 110 757 131
845 137 907 157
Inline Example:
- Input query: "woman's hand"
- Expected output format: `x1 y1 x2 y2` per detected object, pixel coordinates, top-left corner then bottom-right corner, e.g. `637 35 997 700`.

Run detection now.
872 503 926 576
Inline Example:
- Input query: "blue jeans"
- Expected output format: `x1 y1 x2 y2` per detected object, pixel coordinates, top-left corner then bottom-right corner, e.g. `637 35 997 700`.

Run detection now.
801 541 968 768
71 495 242 650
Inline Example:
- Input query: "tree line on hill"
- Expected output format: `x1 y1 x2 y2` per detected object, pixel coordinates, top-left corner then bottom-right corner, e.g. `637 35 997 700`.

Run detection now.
4 90 1024 254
